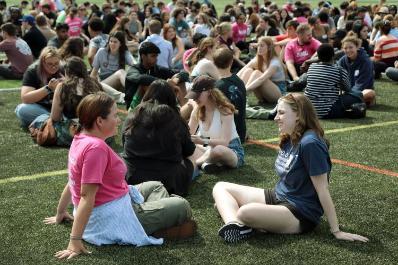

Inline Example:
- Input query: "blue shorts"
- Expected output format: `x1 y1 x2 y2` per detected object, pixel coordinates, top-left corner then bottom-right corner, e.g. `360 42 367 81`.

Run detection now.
228 138 245 168
274 81 287 95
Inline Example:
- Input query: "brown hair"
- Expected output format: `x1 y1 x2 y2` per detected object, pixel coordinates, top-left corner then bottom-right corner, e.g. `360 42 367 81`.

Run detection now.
215 22 232 35
76 92 115 130
256 36 279 71
213 47 233 69
296 23 311 35
197 88 236 121
188 37 215 67
149 19 162 34
278 93 328 148
341 33 362 47
162 23 177 48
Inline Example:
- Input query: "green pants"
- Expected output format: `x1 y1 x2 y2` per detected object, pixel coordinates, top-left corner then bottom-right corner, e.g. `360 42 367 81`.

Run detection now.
132 181 192 235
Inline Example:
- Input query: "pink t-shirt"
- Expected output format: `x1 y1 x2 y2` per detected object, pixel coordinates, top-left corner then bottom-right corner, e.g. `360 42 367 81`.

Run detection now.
68 134 129 207
183 47 196 72
65 16 83 37
284 38 321 65
232 22 248 43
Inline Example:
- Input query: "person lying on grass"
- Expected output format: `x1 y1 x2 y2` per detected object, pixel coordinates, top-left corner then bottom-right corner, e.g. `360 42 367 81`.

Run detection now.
44 93 195 260
213 93 369 244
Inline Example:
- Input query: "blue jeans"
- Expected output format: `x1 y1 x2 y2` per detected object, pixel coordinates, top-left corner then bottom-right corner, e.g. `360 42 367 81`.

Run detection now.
15 103 50 128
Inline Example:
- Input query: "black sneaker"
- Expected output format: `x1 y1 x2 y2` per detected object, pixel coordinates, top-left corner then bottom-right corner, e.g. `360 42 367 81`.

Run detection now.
201 162 224 174
218 222 253 243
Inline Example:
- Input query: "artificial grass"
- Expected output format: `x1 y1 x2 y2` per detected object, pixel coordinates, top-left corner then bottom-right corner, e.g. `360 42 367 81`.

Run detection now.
0 76 398 264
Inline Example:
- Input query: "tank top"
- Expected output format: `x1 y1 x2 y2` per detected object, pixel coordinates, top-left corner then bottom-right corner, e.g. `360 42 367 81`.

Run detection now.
198 108 239 141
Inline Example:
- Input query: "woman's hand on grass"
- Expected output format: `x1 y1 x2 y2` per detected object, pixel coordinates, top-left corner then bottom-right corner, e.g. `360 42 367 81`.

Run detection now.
44 211 74 225
55 240 91 260
333 231 369 242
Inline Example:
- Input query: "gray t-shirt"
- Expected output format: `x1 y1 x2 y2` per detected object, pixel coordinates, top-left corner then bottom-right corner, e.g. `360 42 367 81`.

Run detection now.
92 47 134 80
269 58 286 82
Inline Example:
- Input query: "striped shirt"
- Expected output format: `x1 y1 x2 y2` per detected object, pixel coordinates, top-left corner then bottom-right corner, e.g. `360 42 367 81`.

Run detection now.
374 35 398 62
304 63 350 117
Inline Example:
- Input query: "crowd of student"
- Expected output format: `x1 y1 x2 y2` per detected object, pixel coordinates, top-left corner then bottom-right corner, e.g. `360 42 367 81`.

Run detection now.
5 0 394 259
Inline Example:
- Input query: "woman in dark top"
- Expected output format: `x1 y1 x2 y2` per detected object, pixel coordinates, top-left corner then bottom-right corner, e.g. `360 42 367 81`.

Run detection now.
15 46 63 128
122 80 196 196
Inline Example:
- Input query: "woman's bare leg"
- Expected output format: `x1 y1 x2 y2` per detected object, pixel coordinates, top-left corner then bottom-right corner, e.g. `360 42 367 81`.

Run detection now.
102 69 127 91
237 67 254 84
259 79 282 104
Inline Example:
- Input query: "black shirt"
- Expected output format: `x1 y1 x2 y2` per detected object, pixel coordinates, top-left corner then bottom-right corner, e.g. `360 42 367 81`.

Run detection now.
22 63 62 109
215 74 247 142
23 26 47 58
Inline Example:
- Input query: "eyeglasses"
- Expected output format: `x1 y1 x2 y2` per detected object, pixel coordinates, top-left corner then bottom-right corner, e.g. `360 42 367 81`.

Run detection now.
45 61 59 68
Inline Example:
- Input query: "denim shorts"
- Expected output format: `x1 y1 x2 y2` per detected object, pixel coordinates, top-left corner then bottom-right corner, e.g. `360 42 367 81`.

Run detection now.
228 138 245 168
274 80 287 95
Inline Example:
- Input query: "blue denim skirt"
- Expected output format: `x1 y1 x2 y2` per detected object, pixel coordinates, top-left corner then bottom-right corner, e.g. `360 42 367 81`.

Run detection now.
228 138 245 168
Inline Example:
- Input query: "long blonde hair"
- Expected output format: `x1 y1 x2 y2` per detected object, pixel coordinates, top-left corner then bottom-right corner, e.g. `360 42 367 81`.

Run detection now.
197 88 236 121
255 36 279 71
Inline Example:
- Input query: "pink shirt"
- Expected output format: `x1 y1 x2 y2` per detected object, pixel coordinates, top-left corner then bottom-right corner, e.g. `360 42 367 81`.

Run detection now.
284 38 321 65
68 134 129 207
183 47 196 72
65 16 83 37
232 22 248 43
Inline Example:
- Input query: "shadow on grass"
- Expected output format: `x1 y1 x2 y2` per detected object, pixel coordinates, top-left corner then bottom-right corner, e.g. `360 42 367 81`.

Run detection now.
369 103 398 113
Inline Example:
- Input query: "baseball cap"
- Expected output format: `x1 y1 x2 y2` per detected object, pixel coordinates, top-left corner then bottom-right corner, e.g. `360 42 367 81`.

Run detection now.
185 75 216 99
20 15 35 25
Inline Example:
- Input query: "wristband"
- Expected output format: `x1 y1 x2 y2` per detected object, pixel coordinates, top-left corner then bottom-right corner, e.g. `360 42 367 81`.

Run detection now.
45 85 52 94
70 234 83 240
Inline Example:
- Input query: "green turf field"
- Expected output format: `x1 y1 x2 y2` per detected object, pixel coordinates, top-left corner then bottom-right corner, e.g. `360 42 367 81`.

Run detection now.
1 1 398 264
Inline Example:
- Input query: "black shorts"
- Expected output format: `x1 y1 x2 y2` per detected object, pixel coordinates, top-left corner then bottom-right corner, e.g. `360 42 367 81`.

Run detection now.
264 189 317 233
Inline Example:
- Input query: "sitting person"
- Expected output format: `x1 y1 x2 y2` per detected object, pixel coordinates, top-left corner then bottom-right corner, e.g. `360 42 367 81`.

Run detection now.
305 44 363 119
124 41 175 109
187 76 244 174
189 37 220 80
123 80 197 196
0 22 33 80
284 24 321 81
48 23 69 49
373 21 398 79
213 47 247 143
338 35 376 106
44 93 196 260
15 47 63 128
163 23 185 69
386 60 398 81
20 14 47 59
90 31 134 92
30 57 103 146
238 36 286 104
213 93 369 244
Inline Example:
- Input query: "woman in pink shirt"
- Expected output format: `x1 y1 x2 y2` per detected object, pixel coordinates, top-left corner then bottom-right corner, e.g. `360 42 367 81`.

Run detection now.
65 7 83 37
232 13 248 45
44 93 195 260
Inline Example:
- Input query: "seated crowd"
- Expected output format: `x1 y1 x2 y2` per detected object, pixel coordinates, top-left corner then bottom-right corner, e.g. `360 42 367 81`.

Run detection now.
6 0 397 259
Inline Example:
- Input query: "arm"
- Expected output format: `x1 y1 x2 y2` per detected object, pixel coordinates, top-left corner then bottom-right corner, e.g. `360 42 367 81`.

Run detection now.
310 174 369 242
55 184 98 260
50 84 64 122
43 183 74 225
173 37 185 63
286 60 299 80
188 105 199 135
246 65 277 91
87 46 98 67
21 78 60 104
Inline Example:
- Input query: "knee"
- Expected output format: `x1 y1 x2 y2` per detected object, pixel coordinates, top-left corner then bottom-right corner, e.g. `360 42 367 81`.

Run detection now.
210 146 225 160
167 196 192 219
236 204 256 225
212 181 229 197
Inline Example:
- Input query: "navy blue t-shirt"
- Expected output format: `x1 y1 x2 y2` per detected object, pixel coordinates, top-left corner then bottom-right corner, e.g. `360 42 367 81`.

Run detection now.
274 130 331 225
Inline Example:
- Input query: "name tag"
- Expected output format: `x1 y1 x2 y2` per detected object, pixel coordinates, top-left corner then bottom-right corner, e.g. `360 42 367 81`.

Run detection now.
354 70 359 77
